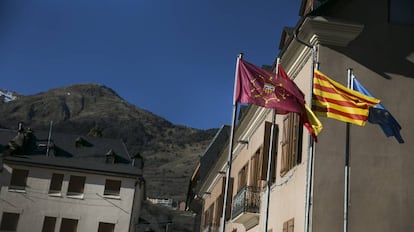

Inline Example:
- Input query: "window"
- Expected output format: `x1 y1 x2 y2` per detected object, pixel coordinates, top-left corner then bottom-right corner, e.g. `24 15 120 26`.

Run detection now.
9 169 29 191
237 164 248 192
67 175 86 197
283 218 294 232
41 216 57 232
49 173 64 195
60 218 78 232
280 113 302 177
103 179 121 197
98 222 115 232
0 212 20 231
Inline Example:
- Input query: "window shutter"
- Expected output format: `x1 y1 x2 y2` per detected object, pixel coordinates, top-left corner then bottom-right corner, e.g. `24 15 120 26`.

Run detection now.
237 164 248 191
262 122 271 180
271 126 279 184
288 218 295 232
214 196 222 225
225 178 234 220
281 116 290 176
218 177 226 217
289 113 298 170
283 221 288 232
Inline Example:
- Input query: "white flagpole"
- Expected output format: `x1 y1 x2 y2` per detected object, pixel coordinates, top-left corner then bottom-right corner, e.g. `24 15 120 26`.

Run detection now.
294 26 318 232
220 53 243 232
304 46 318 232
344 68 353 232
263 58 280 232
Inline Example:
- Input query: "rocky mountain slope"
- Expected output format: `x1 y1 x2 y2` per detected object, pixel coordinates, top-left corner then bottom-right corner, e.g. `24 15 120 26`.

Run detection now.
0 83 216 200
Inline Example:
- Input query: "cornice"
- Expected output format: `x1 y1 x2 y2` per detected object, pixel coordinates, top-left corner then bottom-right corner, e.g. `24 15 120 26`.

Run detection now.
302 16 364 47
281 16 364 77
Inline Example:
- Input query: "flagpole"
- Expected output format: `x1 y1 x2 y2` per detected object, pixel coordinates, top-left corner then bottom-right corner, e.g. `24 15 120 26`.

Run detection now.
263 58 280 232
344 68 353 232
304 46 318 232
220 53 243 232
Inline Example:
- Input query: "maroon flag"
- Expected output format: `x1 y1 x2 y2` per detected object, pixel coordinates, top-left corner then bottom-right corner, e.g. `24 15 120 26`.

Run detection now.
235 59 305 114
235 59 322 141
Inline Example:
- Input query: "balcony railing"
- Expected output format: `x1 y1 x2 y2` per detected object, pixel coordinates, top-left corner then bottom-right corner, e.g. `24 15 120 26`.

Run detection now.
231 186 261 219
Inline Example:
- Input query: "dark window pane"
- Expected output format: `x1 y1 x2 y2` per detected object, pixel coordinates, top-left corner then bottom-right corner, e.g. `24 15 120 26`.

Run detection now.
42 216 57 232
9 169 29 190
49 174 64 194
0 212 20 231
67 176 85 195
60 218 78 232
104 179 121 196
98 222 115 232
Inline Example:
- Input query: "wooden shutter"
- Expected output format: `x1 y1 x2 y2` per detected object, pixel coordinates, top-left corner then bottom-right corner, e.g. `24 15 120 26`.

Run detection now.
283 221 288 232
250 149 261 187
271 126 279 184
225 178 234 220
290 113 300 168
214 196 222 225
220 177 226 217
237 164 248 192
262 122 271 180
283 218 294 232
280 116 290 176
288 218 295 232
262 122 278 181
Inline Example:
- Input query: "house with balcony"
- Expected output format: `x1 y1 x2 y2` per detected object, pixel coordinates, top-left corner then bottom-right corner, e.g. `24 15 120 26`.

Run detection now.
188 0 414 231
0 125 145 232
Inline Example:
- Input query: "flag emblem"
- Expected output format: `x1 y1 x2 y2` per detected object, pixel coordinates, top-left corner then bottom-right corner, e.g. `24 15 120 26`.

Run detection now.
263 83 275 94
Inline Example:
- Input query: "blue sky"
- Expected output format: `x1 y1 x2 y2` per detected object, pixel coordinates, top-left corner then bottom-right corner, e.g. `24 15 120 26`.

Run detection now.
0 0 302 130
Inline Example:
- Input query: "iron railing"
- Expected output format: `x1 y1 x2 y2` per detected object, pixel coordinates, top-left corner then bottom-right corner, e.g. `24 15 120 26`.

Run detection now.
231 186 261 219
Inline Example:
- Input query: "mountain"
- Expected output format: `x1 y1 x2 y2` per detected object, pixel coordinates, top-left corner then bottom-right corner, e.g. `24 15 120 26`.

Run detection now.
0 83 217 200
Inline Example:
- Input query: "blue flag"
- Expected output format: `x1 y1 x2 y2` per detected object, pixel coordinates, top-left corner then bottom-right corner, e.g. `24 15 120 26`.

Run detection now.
352 76 404 143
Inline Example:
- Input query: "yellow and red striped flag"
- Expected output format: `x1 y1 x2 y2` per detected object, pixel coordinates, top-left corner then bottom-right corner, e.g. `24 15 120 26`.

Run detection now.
312 69 380 126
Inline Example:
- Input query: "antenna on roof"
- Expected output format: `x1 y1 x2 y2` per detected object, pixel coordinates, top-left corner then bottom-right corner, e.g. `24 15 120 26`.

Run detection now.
46 120 53 157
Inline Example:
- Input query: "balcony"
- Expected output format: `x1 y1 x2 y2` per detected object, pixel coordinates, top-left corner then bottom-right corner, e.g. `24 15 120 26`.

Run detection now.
231 186 261 230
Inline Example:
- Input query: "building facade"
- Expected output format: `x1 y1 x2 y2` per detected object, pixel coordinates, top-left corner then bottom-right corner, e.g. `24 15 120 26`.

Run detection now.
189 0 414 232
0 126 144 232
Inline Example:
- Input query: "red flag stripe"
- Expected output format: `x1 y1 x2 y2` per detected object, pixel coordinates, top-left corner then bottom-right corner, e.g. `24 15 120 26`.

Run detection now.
312 105 368 121
312 94 369 109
